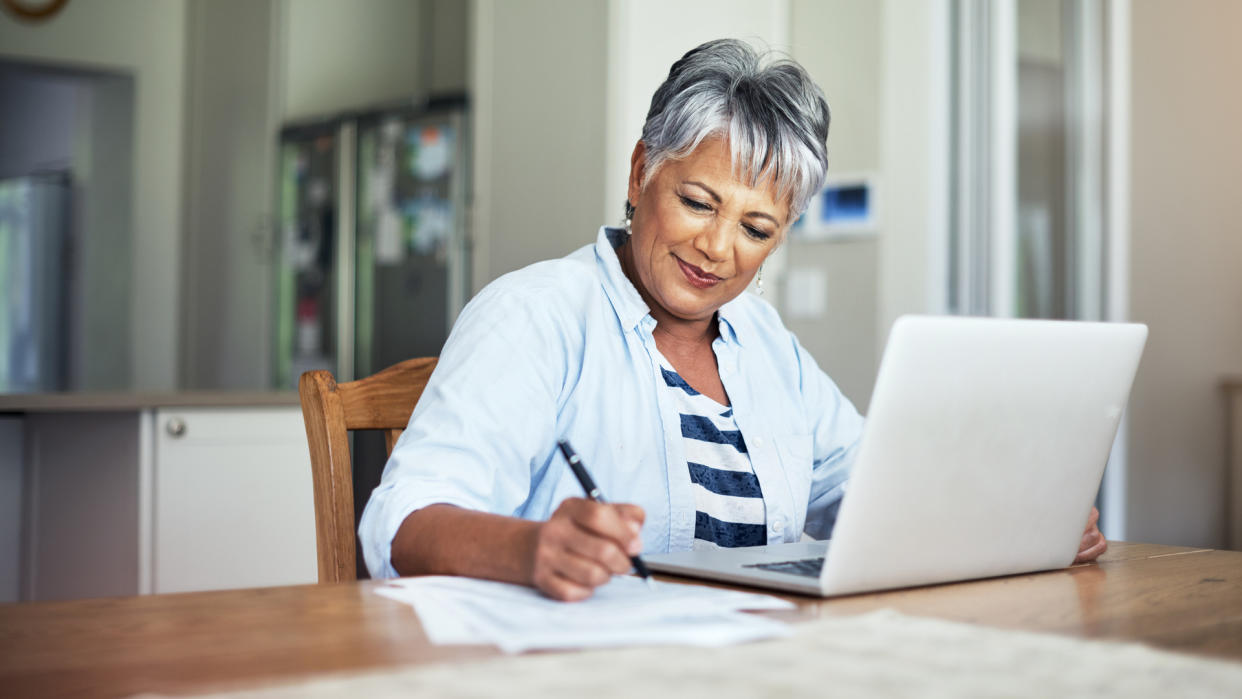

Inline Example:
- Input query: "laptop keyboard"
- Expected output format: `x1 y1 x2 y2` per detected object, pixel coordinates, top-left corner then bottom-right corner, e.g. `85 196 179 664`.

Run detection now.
743 556 826 578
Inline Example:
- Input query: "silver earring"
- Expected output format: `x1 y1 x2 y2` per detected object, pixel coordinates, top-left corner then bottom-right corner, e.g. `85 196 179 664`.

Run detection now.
756 265 764 295
625 216 632 235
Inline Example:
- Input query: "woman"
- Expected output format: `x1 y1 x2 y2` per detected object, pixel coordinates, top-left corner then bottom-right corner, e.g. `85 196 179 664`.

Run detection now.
359 39 1107 600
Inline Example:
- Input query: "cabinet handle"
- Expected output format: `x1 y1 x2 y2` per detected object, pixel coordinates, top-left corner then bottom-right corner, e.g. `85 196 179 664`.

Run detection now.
166 417 187 438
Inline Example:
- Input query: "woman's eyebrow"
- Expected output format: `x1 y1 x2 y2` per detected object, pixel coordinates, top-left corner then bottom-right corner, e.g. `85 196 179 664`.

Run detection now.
748 211 781 227
684 180 782 227
683 180 722 203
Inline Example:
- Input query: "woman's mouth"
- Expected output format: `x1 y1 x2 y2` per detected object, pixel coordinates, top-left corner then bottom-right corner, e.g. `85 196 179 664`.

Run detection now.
675 256 722 289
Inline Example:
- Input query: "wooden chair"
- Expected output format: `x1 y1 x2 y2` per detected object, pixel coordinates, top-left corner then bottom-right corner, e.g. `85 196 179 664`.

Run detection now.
298 357 438 583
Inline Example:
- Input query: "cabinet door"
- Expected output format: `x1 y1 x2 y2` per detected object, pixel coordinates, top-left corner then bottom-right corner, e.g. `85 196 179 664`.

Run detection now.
154 407 317 593
1231 388 1242 550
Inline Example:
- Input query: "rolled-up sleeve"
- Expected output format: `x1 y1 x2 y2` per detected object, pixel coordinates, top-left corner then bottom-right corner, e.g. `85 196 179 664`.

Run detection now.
791 332 865 540
358 282 567 578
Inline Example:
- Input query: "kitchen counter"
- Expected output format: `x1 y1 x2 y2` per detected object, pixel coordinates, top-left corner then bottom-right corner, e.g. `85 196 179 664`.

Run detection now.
0 391 300 413
2 395 316 602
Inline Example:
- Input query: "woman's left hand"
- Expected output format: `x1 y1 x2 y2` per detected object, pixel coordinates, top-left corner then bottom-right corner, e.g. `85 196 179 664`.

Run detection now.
1073 506 1107 563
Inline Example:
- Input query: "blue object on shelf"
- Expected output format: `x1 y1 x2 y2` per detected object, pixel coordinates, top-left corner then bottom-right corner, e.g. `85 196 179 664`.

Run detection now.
821 183 870 225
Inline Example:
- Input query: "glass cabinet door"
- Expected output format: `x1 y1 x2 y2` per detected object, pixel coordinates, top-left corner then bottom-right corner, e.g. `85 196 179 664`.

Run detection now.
273 125 338 389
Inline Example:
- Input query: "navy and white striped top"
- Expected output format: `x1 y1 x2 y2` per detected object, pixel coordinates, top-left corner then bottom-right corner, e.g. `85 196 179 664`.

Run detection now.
660 364 767 550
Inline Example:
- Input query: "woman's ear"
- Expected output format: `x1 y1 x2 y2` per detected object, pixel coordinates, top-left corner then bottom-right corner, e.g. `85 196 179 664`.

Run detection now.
627 141 647 209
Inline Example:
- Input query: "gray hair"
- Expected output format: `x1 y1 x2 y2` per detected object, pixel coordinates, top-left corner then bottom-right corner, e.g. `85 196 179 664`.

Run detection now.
634 38 830 222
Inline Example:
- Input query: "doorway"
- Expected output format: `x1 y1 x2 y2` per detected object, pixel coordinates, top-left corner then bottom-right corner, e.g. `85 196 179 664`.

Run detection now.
0 59 134 392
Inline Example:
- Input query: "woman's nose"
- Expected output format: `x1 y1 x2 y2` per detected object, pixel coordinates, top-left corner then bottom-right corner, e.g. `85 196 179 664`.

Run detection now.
693 218 731 262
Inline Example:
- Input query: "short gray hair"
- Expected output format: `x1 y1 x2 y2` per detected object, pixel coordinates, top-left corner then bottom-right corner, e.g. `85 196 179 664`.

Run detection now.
635 38 830 221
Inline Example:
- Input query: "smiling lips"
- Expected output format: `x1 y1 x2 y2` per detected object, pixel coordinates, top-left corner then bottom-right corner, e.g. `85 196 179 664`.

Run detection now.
675 256 722 289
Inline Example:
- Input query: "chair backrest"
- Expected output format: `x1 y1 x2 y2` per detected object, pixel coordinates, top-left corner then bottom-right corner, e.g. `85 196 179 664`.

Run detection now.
298 357 438 583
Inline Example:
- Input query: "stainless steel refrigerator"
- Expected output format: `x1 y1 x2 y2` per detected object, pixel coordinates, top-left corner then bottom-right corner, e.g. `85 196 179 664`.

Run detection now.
0 171 72 393
273 98 470 390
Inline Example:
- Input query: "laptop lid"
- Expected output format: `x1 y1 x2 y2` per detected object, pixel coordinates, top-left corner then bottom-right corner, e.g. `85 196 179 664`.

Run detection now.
819 315 1147 595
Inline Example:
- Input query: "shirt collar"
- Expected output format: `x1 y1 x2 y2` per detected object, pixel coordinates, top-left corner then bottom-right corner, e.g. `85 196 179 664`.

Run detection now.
716 300 745 346
595 226 651 333
593 226 747 346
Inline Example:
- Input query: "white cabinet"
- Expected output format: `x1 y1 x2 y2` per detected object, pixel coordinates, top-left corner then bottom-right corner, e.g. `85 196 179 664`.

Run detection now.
12 399 318 600
152 407 317 594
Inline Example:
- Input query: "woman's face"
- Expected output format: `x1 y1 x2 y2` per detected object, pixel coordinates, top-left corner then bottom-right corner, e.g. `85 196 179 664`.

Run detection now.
625 136 789 326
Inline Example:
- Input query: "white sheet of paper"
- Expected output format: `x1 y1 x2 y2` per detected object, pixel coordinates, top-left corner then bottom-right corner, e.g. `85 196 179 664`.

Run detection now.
375 575 793 653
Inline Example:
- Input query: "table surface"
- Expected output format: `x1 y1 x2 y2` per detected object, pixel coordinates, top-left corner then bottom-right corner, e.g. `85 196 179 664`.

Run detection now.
2 542 1240 698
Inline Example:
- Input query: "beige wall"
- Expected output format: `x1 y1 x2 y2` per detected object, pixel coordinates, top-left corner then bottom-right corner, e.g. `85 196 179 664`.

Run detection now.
876 0 950 365
1018 0 1063 64
787 0 883 410
471 0 610 286
0 0 188 391
180 0 279 390
1126 0 1242 547
280 0 423 120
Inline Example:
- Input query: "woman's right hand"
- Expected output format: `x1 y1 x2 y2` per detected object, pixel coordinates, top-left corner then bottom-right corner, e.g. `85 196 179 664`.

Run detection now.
530 497 645 601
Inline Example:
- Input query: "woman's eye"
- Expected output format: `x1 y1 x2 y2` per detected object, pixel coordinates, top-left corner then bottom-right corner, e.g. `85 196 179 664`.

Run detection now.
744 225 772 242
680 195 711 212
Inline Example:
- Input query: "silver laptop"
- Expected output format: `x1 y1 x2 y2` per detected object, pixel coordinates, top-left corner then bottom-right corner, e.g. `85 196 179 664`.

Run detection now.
645 315 1148 597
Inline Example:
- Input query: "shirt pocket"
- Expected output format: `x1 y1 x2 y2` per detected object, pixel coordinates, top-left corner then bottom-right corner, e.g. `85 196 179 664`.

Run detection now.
773 431 814 533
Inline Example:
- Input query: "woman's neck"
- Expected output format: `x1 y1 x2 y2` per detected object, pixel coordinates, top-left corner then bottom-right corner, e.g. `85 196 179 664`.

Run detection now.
652 316 717 349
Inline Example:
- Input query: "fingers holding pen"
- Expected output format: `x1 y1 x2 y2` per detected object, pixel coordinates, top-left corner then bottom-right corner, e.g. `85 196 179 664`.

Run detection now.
574 500 645 553
530 498 646 600
560 537 629 578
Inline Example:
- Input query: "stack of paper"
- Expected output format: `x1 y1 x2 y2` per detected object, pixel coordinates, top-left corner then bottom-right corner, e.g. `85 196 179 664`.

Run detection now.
375 575 793 653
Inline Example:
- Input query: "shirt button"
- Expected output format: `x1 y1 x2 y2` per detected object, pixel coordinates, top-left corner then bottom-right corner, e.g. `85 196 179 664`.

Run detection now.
771 518 784 533
753 437 765 448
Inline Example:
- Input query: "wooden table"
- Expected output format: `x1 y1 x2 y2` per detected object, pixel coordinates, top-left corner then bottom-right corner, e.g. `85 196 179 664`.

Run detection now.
2 542 1240 698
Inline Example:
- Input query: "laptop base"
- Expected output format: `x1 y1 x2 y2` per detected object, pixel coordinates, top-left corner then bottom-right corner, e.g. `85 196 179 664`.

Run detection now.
645 541 830 596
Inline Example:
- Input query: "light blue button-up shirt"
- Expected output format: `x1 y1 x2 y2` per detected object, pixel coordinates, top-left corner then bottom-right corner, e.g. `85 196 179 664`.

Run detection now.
359 227 865 578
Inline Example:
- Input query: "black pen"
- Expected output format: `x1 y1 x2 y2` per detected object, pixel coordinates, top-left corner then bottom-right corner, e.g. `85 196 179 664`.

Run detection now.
556 439 655 588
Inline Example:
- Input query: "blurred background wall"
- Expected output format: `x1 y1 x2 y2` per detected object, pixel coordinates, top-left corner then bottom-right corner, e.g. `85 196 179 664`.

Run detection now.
1 0 184 391
1126 0 1242 546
